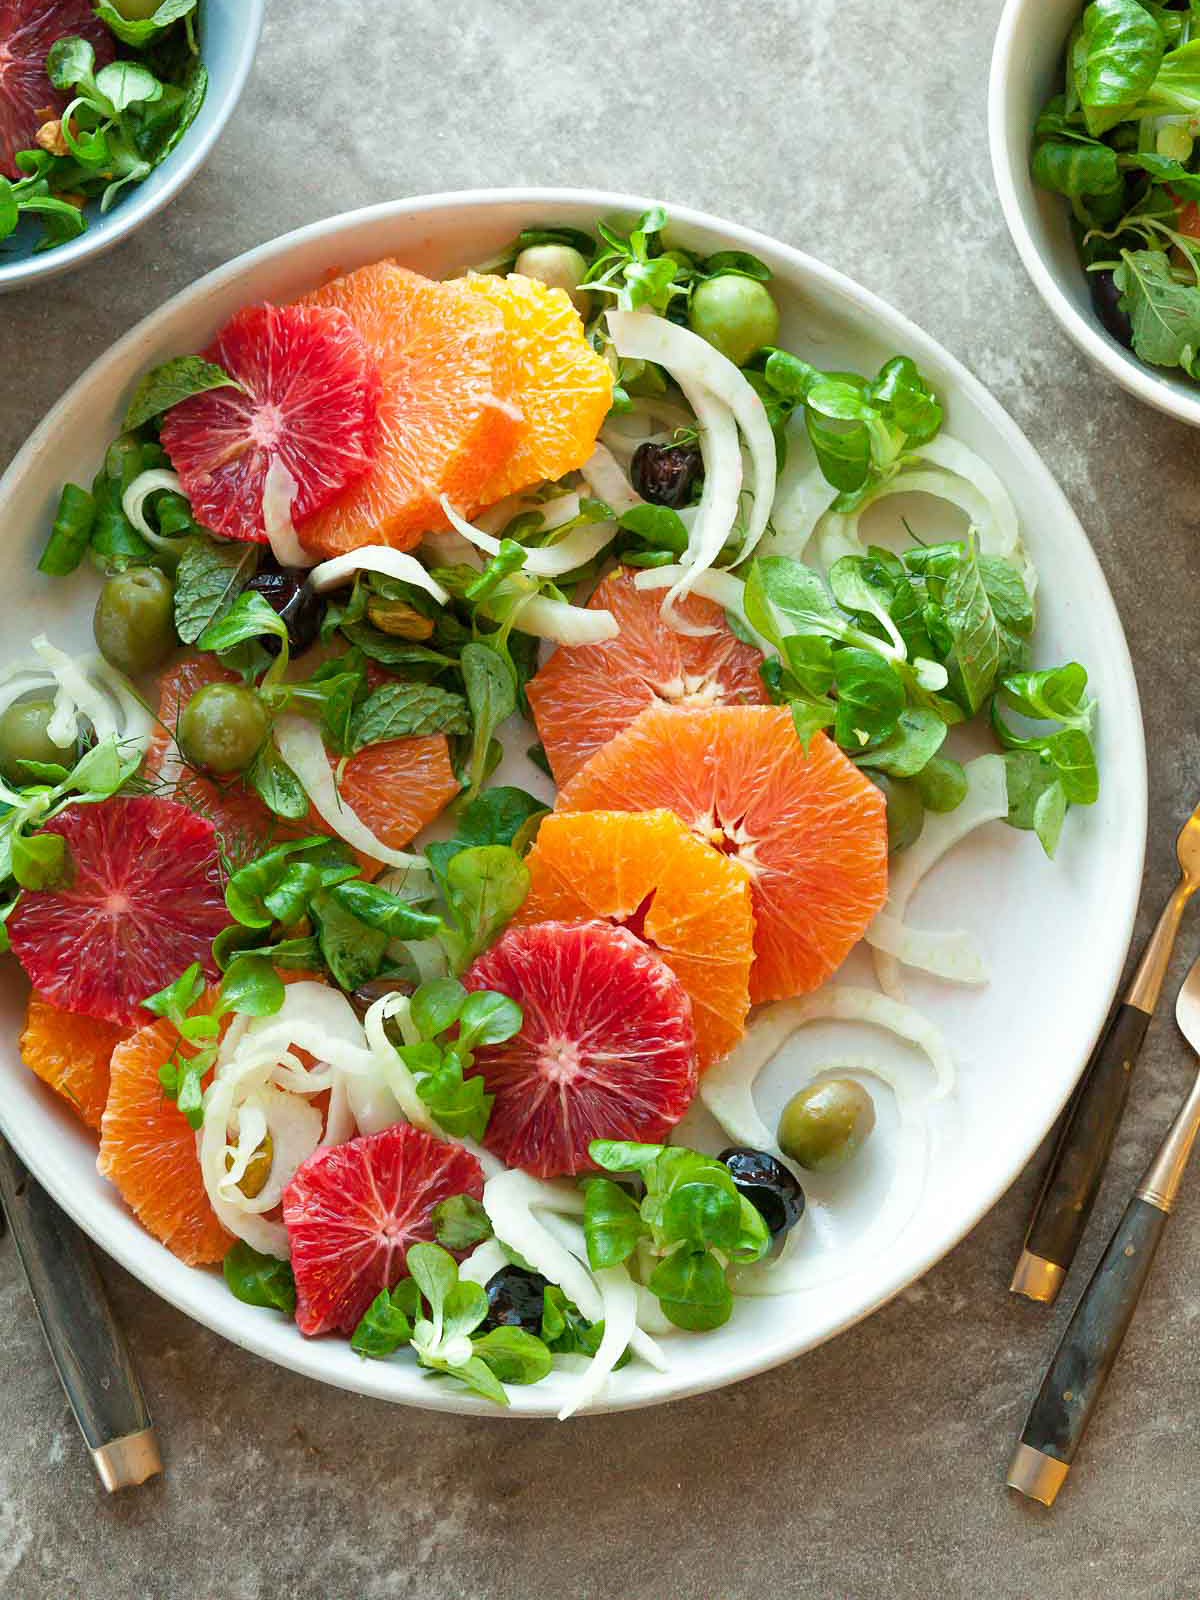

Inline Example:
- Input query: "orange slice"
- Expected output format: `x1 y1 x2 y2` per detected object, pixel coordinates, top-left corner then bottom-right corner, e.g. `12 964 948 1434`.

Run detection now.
20 995 128 1131
556 705 889 1004
147 656 459 872
526 569 768 785
294 263 522 556
516 808 754 1069
99 1006 232 1265
462 271 613 504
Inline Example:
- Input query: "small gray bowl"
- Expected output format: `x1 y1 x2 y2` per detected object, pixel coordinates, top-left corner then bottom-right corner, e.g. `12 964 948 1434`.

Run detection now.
0 0 263 295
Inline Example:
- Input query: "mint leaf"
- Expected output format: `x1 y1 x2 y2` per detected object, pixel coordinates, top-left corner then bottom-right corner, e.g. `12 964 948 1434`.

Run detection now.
350 682 469 749
122 353 239 431
174 534 259 645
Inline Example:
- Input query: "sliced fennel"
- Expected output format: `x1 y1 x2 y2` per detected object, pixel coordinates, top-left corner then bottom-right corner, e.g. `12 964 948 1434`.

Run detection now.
262 458 316 569
871 754 1009 1002
122 468 189 552
0 640 152 757
578 440 643 514
272 714 433 879
631 564 772 654
308 546 450 605
438 494 617 579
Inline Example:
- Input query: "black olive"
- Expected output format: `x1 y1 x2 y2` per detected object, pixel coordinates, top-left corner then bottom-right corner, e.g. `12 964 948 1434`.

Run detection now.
718 1146 806 1240
630 442 704 508
482 1265 548 1335
244 564 323 656
1087 269 1134 350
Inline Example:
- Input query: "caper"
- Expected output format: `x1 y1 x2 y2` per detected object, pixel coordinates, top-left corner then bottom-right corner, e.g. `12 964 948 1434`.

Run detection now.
93 566 176 677
778 1078 876 1173
0 698 68 784
178 684 270 776
688 274 780 367
225 1131 274 1199
873 772 925 852
514 244 592 317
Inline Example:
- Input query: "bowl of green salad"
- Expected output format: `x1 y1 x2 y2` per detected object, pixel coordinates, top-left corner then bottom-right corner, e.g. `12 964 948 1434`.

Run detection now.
991 0 1200 425
0 0 263 294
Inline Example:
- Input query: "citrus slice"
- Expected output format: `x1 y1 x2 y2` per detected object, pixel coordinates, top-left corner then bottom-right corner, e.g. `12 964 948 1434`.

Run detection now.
147 656 459 870
99 1008 232 1265
516 808 754 1069
294 263 522 557
462 271 613 504
282 1122 484 1336
8 797 231 1026
556 706 889 1004
464 919 697 1178
0 1 114 178
160 303 381 543
526 568 768 785
20 994 128 1131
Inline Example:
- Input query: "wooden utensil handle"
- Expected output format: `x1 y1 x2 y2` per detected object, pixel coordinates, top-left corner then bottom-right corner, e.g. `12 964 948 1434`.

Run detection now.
0 1135 160 1489
1014 1195 1167 1500
1018 1003 1151 1292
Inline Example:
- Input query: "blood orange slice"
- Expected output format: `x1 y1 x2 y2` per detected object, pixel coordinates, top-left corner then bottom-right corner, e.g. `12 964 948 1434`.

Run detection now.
98 1004 232 1265
282 1122 484 1336
526 569 768 785
20 994 128 1131
462 271 613 504
160 302 381 544
294 263 522 557
7 796 230 1026
516 808 754 1070
463 919 697 1179
0 1 114 178
557 705 889 1004
146 656 459 873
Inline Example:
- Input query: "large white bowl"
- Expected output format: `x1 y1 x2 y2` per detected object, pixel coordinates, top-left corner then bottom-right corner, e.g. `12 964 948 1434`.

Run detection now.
0 0 263 295
990 0 1200 427
0 191 1147 1415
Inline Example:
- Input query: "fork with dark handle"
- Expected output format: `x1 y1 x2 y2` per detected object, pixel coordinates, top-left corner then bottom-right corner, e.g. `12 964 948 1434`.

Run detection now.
1010 803 1200 1304
0 1133 162 1491
1008 952 1200 1506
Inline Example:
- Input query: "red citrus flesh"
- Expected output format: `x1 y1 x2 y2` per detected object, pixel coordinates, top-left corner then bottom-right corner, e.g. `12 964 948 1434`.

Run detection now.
462 919 698 1179
282 1122 484 1337
7 796 230 1025
0 1 114 178
160 302 381 543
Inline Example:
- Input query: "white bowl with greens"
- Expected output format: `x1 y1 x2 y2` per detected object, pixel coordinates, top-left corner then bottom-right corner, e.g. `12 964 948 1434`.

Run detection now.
990 0 1200 425
0 0 262 294
0 191 1147 1415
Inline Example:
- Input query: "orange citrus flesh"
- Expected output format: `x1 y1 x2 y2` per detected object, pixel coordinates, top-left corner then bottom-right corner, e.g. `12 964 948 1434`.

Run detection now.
20 995 129 1132
294 263 522 556
148 656 459 874
462 271 613 505
99 1004 233 1266
526 569 768 786
556 706 889 1005
516 808 754 1070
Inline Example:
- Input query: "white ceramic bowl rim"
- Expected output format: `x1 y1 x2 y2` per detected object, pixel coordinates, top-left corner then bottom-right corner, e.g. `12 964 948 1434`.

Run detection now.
989 0 1200 428
0 0 265 292
0 189 1148 1414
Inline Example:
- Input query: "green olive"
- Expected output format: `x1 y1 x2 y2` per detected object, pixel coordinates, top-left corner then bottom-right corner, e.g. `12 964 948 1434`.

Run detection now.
178 684 270 776
688 275 780 367
109 0 163 17
915 755 968 814
778 1078 876 1173
873 772 925 852
0 698 68 784
514 244 592 318
93 567 176 677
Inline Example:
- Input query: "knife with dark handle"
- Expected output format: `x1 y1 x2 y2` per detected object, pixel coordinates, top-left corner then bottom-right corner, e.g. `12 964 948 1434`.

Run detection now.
1008 952 1200 1506
0 1133 162 1491
1011 803 1200 1304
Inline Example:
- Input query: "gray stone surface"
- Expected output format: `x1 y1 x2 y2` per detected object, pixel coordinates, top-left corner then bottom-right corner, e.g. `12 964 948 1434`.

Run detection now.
2 1 1199 1595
